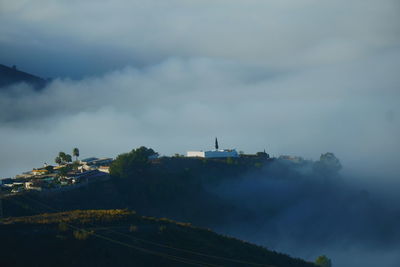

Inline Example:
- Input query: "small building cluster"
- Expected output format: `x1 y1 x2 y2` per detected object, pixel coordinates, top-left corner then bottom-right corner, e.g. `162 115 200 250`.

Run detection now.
278 155 304 163
0 156 113 195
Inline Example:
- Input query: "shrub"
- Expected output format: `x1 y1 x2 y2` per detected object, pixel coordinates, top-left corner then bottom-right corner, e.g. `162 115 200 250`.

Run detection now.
73 229 93 240
315 255 332 267
58 222 68 232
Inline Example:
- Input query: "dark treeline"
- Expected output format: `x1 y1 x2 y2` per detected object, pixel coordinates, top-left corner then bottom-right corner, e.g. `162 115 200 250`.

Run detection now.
3 147 339 226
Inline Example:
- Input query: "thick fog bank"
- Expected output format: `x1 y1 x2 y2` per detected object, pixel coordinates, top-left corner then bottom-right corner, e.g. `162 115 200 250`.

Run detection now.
207 160 400 267
0 55 399 178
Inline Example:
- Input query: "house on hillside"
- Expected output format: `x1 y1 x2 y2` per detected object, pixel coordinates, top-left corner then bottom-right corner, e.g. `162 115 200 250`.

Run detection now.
0 178 12 186
98 166 110 173
32 168 49 176
81 157 113 167
72 169 110 183
279 155 304 163
25 181 43 191
80 157 99 165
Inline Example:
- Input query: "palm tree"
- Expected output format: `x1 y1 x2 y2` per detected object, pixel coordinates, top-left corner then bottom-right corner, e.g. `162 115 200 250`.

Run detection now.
73 148 80 161
65 154 72 163
58 152 66 163
55 156 62 165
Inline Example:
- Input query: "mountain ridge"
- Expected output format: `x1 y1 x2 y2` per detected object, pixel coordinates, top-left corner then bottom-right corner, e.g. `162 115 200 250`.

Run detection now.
0 63 48 90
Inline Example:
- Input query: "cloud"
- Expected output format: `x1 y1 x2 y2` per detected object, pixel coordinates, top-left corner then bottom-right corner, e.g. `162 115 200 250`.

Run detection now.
207 160 400 267
0 54 399 179
0 0 399 77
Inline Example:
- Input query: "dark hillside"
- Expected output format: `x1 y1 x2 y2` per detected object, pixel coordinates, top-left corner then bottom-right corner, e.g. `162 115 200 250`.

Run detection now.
0 63 47 90
0 209 316 267
2 156 273 226
1 151 345 265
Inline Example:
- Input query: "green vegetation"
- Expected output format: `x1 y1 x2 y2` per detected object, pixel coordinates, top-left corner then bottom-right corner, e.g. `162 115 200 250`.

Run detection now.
55 151 73 165
313 152 341 175
315 255 332 267
0 209 316 267
44 165 54 172
226 157 234 165
55 156 62 165
1 209 135 225
73 229 93 240
73 147 80 161
1 146 343 267
3 146 337 227
110 146 157 179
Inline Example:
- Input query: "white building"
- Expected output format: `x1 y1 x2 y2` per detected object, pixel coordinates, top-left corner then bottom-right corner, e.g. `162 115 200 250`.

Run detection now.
98 166 110 173
187 137 239 158
187 149 239 158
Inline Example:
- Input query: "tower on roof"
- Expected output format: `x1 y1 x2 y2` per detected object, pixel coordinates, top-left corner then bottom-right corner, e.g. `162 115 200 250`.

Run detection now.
215 137 219 150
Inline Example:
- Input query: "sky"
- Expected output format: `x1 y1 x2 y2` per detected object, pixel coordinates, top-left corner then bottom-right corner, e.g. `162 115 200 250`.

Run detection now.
0 0 399 178
1 1 400 266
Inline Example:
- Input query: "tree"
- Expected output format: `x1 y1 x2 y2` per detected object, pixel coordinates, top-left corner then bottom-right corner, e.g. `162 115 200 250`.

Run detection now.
315 255 332 267
58 152 66 162
313 152 342 175
73 148 80 161
64 154 72 163
58 167 68 178
320 152 341 169
57 164 72 178
110 146 157 179
256 151 270 158
72 160 80 171
57 151 72 164
55 156 62 165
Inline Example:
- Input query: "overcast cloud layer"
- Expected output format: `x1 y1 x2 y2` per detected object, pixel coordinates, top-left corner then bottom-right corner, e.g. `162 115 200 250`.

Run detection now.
0 0 399 176
1 0 400 77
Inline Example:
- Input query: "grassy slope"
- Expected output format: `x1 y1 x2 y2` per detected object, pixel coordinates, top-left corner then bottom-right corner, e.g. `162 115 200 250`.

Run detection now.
0 210 316 267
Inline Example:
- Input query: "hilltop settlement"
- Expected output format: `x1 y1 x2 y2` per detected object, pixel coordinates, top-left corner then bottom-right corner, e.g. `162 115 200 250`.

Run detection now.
0 139 266 195
0 138 341 197
0 139 341 267
0 149 113 195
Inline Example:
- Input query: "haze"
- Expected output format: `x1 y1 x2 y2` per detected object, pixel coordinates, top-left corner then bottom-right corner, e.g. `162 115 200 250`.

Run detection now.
1 0 399 178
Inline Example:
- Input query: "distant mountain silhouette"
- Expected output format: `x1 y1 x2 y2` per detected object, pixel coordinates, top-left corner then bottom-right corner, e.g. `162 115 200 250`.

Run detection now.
0 64 48 90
